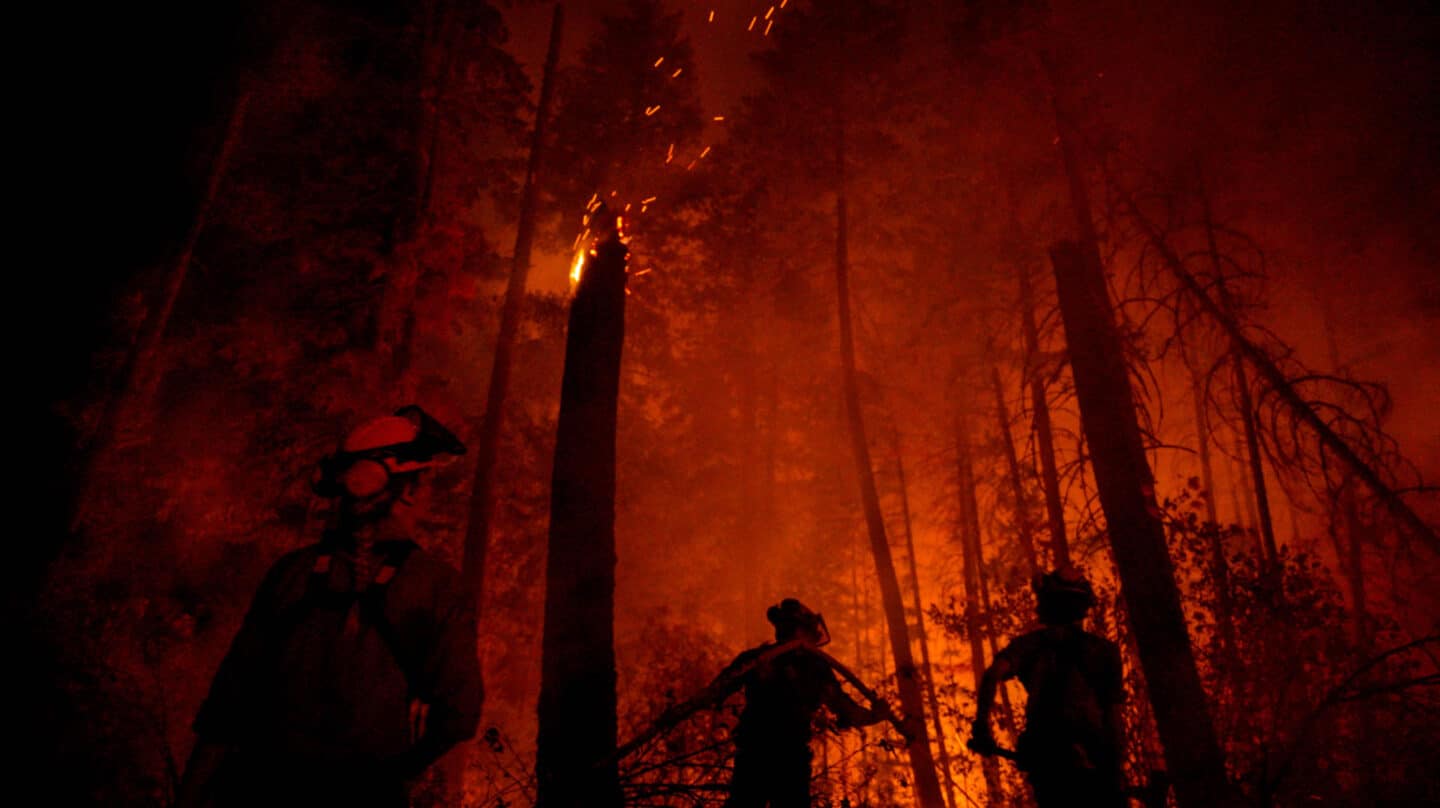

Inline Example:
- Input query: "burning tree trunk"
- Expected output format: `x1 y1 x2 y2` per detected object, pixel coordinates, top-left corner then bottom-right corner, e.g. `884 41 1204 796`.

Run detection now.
991 366 1041 579
462 4 563 614
1019 261 1071 569
893 429 960 808
954 411 1005 801
534 228 626 808
1049 240 1232 807
834 187 946 808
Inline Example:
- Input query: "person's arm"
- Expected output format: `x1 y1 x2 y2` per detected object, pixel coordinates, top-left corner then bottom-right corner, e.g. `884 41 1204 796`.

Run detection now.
178 557 291 807
389 575 483 781
821 674 888 730
969 654 1015 754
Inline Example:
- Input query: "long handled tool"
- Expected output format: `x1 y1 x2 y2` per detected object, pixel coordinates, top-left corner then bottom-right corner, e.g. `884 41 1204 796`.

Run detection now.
811 648 915 741
607 639 808 767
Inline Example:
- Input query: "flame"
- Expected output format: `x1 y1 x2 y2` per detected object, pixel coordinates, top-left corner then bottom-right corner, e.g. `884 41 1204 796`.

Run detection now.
569 247 588 286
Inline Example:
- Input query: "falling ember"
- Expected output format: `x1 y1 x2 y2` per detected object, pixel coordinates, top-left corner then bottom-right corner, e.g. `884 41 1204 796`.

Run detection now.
712 116 725 122
641 196 657 204
653 57 664 68
764 19 774 36
707 9 714 22
765 6 775 19
666 143 675 163
633 268 653 277
672 68 683 78
699 146 711 159
645 105 661 116
686 160 697 170
748 16 756 31
780 0 788 7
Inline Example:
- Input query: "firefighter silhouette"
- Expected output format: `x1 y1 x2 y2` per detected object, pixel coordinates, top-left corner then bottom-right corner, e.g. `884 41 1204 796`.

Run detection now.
176 407 480 808
969 567 1128 808
710 599 894 808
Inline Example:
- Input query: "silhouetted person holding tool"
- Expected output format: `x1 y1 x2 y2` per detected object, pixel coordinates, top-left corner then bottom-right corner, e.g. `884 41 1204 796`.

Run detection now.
613 598 910 807
176 407 480 808
968 567 1128 808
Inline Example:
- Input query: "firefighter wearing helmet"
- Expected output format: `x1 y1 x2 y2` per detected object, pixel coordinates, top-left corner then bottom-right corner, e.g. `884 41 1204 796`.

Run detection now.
177 407 480 808
706 599 896 808
969 566 1128 808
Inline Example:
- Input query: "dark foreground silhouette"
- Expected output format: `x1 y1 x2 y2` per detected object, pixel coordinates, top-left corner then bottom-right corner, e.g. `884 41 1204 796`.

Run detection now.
969 567 1128 808
175 408 478 808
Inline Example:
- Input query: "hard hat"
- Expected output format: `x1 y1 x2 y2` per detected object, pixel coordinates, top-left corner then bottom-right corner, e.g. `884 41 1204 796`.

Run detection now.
767 598 832 646
1033 566 1097 605
314 405 467 499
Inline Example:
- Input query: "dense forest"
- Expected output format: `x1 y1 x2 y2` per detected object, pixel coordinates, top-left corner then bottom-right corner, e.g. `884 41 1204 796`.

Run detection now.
34 0 1438 806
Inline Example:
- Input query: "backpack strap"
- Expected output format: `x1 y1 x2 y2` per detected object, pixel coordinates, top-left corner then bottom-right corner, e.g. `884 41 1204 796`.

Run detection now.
360 540 423 696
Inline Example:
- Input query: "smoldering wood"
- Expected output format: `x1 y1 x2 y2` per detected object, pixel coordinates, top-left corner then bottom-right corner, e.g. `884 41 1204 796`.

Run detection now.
534 234 626 808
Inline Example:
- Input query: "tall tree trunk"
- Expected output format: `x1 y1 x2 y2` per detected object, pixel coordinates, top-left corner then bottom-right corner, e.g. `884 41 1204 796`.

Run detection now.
462 4 564 612
1233 353 1280 578
1019 260 1071 569
953 412 1004 800
70 89 251 534
1187 358 1236 677
534 232 626 808
1050 240 1232 807
892 429 960 808
834 187 946 808
991 366 1041 579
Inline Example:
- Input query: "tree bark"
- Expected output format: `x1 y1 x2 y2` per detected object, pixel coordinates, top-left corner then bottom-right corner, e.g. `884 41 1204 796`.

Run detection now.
834 189 946 808
462 4 564 613
893 429 960 808
1019 261 1070 569
991 366 1041 579
534 234 626 808
1050 240 1232 807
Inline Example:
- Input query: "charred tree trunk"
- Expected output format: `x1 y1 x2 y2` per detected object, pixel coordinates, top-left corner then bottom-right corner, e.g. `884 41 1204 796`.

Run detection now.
1019 261 1071 569
893 430 960 808
835 187 946 808
534 233 626 808
1050 240 1232 807
991 366 1041 579
462 4 563 614
953 412 1005 800
70 89 251 534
